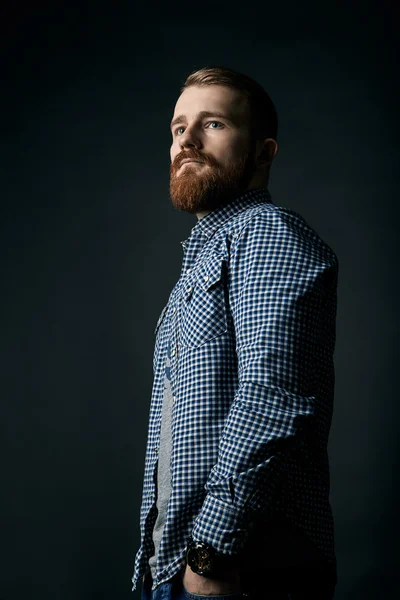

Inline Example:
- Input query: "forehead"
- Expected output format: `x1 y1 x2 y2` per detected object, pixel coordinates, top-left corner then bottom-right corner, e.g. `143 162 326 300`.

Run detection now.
172 84 248 123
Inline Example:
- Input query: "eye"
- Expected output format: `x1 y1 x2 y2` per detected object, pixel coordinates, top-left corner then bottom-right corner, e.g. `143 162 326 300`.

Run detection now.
206 121 224 130
173 121 224 136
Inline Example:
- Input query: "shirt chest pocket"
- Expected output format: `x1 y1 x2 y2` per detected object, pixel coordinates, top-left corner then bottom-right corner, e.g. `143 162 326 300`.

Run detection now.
179 254 228 348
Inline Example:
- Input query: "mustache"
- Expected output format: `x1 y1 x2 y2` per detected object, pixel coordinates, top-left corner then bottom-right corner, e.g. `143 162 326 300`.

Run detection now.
175 152 210 168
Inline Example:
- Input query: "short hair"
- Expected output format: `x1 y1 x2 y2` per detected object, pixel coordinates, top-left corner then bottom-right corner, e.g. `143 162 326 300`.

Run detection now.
180 65 278 143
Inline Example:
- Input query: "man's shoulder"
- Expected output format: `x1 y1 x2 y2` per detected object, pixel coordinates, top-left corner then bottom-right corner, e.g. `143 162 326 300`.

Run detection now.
224 202 338 268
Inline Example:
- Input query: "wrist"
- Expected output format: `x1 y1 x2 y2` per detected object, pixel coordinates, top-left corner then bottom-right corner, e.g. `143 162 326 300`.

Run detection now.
183 563 241 595
185 536 241 578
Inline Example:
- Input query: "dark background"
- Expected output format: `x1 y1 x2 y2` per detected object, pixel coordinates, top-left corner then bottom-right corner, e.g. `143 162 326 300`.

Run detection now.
1 2 398 598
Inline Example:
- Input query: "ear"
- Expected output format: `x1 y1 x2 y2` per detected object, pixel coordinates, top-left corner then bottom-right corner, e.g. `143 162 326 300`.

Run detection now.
256 138 279 167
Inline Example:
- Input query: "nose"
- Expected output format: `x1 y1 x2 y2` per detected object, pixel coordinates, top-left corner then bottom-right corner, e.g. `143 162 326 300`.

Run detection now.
179 126 202 150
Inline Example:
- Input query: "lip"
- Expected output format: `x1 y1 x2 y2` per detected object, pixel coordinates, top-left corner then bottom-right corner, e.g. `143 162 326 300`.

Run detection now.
179 159 204 167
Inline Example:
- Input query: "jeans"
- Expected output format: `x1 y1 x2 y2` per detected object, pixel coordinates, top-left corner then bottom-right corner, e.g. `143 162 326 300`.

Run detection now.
140 569 336 600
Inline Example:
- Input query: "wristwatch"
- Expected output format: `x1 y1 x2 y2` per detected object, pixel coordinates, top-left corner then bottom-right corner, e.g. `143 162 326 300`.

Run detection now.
185 535 240 578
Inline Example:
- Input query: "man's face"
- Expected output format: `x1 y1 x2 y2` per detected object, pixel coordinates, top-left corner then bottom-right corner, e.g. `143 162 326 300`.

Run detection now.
169 85 258 217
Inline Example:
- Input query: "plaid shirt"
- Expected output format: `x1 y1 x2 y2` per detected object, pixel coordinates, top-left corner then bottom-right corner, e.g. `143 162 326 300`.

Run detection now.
131 187 338 592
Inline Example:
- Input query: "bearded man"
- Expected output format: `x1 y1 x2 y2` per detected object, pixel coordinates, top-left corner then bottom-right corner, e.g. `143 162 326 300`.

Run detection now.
131 65 339 600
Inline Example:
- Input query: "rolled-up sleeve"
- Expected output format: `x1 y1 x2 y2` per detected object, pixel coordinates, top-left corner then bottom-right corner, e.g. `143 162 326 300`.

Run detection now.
191 210 338 556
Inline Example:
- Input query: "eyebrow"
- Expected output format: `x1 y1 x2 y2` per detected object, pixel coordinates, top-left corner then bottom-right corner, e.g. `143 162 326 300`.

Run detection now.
170 110 239 131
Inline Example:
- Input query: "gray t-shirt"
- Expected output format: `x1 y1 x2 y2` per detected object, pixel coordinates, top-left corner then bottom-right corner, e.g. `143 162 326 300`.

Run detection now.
148 338 173 580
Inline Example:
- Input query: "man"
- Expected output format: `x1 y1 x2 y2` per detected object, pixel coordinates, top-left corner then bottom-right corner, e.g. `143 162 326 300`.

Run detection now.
131 65 339 599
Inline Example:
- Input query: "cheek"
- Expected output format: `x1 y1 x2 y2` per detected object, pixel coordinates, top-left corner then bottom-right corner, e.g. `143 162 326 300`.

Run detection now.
216 148 238 168
216 137 246 163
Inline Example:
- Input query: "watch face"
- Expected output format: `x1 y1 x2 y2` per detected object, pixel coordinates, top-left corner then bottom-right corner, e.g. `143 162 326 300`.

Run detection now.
187 541 214 576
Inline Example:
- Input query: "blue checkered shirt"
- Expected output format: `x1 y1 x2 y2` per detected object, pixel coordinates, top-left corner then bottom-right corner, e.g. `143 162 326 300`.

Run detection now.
131 187 339 592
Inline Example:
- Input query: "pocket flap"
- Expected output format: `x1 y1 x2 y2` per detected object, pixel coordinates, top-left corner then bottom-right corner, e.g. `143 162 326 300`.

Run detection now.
196 254 225 292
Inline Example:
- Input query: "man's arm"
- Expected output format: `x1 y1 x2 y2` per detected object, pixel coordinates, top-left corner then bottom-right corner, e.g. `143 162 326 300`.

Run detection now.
190 210 338 556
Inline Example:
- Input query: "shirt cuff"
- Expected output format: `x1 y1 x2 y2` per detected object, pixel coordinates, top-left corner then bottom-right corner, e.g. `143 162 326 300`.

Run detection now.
191 493 255 556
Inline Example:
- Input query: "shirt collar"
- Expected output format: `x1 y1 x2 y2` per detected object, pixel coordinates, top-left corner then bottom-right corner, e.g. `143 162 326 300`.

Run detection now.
181 187 273 246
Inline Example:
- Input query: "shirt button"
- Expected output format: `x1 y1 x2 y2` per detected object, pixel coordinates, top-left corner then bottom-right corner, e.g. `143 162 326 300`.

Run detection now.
204 275 209 282
173 396 176 404
186 268 191 274
172 306 176 314
186 287 192 293
171 348 176 357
